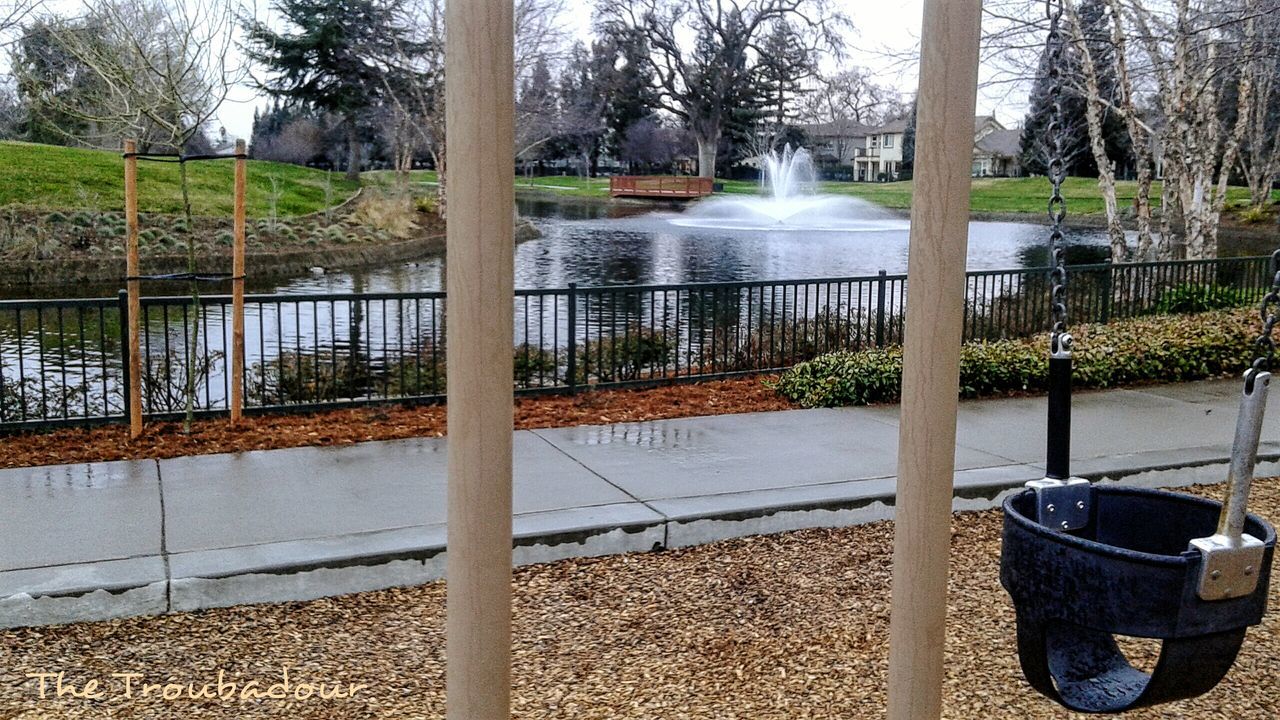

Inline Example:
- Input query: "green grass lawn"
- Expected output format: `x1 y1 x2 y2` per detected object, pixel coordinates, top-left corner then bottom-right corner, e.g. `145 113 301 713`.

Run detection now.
505 172 1269 215
0 141 361 218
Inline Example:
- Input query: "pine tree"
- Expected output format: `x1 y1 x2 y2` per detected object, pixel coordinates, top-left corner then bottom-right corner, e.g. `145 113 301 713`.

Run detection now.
1020 0 1131 178
242 0 424 180
601 33 660 161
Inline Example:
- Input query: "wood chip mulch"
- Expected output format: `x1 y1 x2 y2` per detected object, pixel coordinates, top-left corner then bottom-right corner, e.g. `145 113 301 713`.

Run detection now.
1 479 1276 719
0 377 794 469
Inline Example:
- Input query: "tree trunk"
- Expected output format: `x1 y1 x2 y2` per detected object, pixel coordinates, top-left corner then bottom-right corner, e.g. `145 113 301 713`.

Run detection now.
1133 166 1156 259
434 145 448 221
345 118 362 182
1065 4 1127 261
696 132 719 179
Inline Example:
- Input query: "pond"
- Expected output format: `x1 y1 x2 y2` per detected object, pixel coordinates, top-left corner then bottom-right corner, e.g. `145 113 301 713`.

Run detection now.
1 196 1201 425
269 198 1113 295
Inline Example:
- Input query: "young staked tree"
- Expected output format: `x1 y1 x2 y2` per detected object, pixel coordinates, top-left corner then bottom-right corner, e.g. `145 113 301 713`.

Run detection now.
15 0 246 432
595 0 846 178
243 0 421 181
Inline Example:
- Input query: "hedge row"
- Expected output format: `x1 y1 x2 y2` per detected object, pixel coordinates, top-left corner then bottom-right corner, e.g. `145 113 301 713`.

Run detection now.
771 308 1262 408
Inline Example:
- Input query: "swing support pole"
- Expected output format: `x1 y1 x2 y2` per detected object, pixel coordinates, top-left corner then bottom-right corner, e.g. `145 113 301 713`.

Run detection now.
885 0 982 718
444 0 515 716
124 139 143 439
231 139 247 425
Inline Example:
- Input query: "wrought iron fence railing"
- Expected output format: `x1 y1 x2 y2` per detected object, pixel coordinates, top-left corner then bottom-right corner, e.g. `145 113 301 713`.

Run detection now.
0 254 1271 430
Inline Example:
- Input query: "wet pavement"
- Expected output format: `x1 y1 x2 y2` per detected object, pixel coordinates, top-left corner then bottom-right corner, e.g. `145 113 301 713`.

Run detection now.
3 378 1278 627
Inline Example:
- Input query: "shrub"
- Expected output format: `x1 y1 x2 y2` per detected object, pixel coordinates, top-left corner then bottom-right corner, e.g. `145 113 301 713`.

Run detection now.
414 195 439 215
577 327 675 382
773 308 1259 408
723 308 871 371
1153 283 1253 314
351 193 419 238
1239 205 1271 224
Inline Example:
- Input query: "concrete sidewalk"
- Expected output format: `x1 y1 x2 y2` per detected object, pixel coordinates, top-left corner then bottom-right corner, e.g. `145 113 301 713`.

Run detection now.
4 379 1280 628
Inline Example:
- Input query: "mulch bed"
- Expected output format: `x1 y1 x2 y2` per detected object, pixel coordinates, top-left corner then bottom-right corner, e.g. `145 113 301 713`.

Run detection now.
0 478 1275 719
0 376 794 469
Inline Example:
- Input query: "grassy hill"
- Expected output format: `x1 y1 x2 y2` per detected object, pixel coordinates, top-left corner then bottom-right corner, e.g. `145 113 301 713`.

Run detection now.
0 141 361 218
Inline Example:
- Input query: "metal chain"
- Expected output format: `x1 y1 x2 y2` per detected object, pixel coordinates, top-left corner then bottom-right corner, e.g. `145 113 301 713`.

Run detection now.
1250 249 1280 380
1045 0 1069 347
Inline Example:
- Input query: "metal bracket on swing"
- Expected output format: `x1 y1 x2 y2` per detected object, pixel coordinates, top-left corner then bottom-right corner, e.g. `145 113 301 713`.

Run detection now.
1189 370 1270 601
1026 331 1092 532
1026 477 1091 531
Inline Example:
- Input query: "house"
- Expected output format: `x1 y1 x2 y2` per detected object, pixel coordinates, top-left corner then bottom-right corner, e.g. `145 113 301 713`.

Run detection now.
852 117 910 182
800 120 874 168
851 114 1023 182
972 115 1022 177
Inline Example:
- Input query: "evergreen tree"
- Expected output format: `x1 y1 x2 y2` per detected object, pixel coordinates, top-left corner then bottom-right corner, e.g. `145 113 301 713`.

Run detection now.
242 0 424 180
899 98 918 180
555 42 610 176
1020 0 1131 177
754 21 814 134
601 32 660 160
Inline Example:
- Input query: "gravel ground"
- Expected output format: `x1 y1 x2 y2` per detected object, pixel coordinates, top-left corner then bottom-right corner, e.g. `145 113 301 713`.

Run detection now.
1 479 1276 719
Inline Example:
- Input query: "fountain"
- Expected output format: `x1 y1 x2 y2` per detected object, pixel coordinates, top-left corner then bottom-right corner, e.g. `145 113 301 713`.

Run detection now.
669 145 909 232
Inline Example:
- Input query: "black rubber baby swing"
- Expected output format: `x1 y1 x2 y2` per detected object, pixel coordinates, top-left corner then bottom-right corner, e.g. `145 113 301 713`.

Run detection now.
998 0 1277 713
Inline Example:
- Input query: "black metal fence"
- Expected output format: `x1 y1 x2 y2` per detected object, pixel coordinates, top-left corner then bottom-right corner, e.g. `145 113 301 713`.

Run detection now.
0 255 1271 430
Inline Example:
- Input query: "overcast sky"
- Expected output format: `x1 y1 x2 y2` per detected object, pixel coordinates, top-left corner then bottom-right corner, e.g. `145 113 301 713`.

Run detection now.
209 0 1029 143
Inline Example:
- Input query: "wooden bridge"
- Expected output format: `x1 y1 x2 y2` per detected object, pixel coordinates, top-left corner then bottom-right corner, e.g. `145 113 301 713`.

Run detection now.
609 175 714 199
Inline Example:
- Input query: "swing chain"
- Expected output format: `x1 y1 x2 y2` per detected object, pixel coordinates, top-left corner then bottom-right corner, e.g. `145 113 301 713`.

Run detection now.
1045 0 1069 348
1249 249 1280 382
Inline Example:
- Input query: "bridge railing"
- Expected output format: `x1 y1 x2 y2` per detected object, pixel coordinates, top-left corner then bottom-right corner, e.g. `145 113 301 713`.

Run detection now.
609 175 715 198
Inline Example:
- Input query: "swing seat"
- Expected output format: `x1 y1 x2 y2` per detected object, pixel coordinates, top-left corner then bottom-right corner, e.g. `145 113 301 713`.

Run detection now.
1000 485 1275 713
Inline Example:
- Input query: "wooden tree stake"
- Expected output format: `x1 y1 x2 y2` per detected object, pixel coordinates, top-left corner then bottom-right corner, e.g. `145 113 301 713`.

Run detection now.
444 0 515 717
124 139 143 439
231 139 247 424
885 0 983 718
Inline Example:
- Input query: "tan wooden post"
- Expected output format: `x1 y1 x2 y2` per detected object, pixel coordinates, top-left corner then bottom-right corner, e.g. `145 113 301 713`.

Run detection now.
885 0 983 718
231 139 247 424
444 0 515 716
124 139 143 439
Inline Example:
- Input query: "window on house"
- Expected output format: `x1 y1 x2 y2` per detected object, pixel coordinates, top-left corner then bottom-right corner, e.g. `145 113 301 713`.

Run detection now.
883 134 894 148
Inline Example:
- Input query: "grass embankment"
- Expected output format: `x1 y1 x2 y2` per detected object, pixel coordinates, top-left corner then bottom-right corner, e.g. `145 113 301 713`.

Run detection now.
501 171 1273 216
0 141 360 217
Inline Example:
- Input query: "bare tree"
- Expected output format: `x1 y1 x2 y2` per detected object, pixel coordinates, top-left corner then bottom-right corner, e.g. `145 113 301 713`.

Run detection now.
24 0 246 158
1232 2 1280 210
1124 0 1262 258
596 0 847 178
1064 0 1127 260
378 0 566 215
0 0 41 45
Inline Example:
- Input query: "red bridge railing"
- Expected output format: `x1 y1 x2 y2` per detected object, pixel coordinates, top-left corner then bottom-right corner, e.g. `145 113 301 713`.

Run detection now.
609 176 714 199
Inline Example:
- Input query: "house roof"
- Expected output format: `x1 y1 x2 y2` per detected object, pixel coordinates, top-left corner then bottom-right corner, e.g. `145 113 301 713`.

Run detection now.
801 120 873 139
975 114 1004 133
872 117 911 134
975 128 1021 158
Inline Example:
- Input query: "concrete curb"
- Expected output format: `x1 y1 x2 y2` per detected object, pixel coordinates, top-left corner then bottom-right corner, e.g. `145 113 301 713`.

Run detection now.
3 444 1270 629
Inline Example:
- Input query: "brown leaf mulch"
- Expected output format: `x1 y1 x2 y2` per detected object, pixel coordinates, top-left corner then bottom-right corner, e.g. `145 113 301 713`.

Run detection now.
0 376 794 469
0 478 1276 719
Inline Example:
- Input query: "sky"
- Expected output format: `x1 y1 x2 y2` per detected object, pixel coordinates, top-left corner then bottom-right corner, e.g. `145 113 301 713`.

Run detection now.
44 0 1029 144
